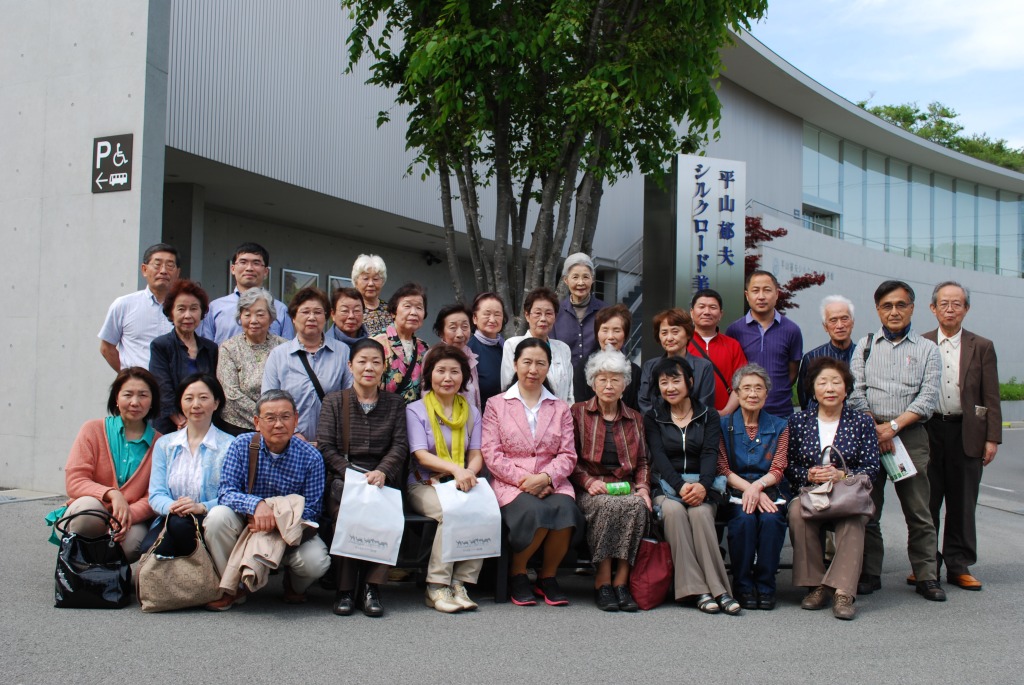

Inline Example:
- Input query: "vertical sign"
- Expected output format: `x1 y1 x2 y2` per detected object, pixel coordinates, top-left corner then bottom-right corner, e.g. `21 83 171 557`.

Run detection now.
675 155 746 319
92 134 134 193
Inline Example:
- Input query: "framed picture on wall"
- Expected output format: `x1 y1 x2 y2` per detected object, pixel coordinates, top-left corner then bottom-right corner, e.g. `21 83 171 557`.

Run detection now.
328 275 353 294
281 269 319 305
226 261 271 295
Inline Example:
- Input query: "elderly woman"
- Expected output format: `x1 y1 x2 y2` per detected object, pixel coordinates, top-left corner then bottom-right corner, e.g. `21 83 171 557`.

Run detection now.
217 287 287 435
637 308 715 416
484 337 582 606
352 253 392 337
501 287 574 403
433 303 481 411
145 373 233 557
317 338 408 617
573 304 642 410
466 291 508 407
646 357 739 615
570 349 650 612
371 282 431 404
406 345 489 613
55 367 161 561
552 253 606 396
149 280 219 434
263 287 353 443
329 286 369 351
717 363 790 610
786 357 880 620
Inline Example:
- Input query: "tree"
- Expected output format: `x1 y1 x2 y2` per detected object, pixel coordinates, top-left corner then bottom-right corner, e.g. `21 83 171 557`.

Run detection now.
745 216 825 313
858 99 1024 173
342 0 768 331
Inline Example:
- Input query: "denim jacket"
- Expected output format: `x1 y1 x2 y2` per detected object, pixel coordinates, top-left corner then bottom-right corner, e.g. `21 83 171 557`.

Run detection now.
148 424 235 515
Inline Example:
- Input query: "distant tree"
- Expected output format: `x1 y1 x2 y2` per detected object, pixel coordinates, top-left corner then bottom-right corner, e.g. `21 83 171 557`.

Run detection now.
857 99 1024 173
745 216 825 313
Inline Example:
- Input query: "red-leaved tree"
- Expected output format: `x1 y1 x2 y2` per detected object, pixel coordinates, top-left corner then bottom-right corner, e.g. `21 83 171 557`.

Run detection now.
745 216 826 312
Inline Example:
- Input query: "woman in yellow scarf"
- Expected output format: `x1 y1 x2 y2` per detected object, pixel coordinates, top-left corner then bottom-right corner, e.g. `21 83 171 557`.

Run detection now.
406 344 488 613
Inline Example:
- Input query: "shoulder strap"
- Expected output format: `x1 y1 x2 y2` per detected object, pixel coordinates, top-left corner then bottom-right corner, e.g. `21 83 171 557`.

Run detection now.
297 350 326 401
862 333 875 364
247 433 260 494
691 341 732 394
342 388 352 457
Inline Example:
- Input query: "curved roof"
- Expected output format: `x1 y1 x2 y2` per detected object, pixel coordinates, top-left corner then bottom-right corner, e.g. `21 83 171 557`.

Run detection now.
720 31 1024 193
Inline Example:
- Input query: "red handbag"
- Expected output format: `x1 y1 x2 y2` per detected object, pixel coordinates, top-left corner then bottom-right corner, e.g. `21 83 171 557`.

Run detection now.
629 528 673 610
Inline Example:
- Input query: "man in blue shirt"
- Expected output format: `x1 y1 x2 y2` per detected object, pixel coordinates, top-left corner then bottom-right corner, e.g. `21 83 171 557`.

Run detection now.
796 295 857 409
204 389 329 610
198 242 294 343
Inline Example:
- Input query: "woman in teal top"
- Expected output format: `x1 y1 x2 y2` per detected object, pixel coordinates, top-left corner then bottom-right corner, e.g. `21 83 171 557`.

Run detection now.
144 373 234 557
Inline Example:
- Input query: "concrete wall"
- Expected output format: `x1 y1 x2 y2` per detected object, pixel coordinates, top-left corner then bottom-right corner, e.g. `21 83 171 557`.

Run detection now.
0 1 169 491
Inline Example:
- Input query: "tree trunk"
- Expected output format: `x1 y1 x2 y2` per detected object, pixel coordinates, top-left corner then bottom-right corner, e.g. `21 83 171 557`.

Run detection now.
437 154 464 303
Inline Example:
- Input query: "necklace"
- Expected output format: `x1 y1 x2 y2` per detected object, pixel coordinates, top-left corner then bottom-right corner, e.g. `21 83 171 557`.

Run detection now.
671 407 692 421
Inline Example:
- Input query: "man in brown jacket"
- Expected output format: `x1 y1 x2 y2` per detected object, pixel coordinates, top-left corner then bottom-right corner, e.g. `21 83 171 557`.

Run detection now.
921 281 1001 591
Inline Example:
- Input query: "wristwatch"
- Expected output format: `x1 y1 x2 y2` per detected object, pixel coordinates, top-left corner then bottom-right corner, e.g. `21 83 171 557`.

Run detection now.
889 419 900 433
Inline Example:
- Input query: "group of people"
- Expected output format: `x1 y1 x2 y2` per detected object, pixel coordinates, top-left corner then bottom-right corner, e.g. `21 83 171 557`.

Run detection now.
54 243 1000 621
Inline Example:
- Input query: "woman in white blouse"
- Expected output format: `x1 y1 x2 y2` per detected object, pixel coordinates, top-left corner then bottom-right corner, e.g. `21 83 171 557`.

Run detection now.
144 373 234 557
501 287 574 403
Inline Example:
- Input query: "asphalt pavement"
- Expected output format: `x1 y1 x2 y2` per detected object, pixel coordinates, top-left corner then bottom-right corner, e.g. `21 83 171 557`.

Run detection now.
3 433 1023 684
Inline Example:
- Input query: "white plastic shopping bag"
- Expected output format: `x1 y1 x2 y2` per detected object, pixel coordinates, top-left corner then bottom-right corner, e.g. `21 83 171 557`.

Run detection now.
434 479 502 563
330 469 405 565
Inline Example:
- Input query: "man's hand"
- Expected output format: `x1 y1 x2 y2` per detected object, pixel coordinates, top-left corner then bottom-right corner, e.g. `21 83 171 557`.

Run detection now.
248 500 276 532
983 441 998 466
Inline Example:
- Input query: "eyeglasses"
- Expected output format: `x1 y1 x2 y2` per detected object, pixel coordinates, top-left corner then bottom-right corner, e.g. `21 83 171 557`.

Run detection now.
877 302 911 312
936 301 966 311
259 413 294 425
235 258 265 269
146 258 177 270
297 308 326 318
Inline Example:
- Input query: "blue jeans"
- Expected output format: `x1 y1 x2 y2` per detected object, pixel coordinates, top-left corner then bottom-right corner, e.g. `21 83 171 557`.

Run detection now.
726 505 788 595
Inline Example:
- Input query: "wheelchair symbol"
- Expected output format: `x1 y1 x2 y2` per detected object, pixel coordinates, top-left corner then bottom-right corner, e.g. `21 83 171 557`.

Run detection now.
112 144 128 167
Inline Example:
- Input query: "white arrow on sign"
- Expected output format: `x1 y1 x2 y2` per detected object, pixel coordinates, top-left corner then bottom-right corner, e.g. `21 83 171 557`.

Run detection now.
95 172 106 190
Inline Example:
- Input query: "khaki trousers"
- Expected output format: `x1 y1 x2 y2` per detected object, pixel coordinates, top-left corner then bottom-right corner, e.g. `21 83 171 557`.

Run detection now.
789 505 869 597
654 496 730 599
63 496 149 563
407 482 483 585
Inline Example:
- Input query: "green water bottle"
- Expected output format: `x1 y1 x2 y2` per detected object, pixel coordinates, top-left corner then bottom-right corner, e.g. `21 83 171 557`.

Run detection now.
606 482 631 496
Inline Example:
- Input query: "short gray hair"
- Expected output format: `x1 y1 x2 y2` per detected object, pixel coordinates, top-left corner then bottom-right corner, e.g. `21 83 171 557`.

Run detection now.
236 287 278 324
562 252 595 278
255 389 296 415
930 280 971 308
584 348 631 387
819 295 854 323
731 363 771 393
351 254 388 284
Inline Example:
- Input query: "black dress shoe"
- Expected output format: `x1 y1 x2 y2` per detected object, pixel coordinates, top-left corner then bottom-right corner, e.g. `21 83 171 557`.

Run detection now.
595 585 619 612
362 583 385 617
738 592 758 610
614 585 638 612
915 579 947 602
857 574 881 595
333 591 354 616
757 594 776 610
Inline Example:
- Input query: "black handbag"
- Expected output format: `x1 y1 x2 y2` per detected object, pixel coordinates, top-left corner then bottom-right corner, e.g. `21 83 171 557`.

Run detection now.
53 510 132 609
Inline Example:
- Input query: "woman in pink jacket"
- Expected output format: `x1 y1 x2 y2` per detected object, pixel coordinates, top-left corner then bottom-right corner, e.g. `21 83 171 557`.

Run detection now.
482 337 582 607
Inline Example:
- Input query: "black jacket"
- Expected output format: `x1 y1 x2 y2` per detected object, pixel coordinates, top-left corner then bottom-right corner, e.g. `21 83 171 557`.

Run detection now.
149 330 218 434
644 397 721 499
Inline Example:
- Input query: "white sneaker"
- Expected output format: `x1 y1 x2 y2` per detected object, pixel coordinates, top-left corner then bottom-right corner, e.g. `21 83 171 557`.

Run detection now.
450 581 479 611
425 584 462 613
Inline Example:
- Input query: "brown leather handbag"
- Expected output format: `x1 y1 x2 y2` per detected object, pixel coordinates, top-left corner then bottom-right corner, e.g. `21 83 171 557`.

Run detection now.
798 446 876 521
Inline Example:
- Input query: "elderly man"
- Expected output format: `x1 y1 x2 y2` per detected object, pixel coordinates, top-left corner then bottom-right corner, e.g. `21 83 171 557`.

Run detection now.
796 295 857 409
849 280 944 601
725 270 803 417
198 242 294 343
918 281 1000 591
328 287 369 351
98 243 180 371
688 288 746 415
204 389 330 610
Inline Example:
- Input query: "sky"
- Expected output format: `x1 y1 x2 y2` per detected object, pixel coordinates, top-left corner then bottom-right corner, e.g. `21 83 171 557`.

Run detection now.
749 0 1024 148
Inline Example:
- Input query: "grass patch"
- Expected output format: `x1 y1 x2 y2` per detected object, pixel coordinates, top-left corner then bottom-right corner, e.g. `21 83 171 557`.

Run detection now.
1001 378 1024 401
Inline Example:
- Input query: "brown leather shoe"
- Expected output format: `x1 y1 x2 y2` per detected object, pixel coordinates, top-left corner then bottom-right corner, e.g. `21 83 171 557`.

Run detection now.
801 585 831 610
205 587 248 611
905 572 916 585
832 592 856 620
948 573 983 591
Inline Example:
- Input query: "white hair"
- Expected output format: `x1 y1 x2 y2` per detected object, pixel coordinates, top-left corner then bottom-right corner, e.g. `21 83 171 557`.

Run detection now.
584 348 632 387
351 254 388 284
235 287 278 324
562 252 595 278
820 294 855 323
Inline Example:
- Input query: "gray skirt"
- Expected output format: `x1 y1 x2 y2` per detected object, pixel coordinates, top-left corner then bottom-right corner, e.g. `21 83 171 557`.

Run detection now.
501 493 584 552
577 492 649 565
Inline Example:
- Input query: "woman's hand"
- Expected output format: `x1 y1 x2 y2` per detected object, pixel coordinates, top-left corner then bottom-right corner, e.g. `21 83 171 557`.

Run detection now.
741 483 763 514
586 480 609 496
680 482 706 507
365 470 386 488
104 489 131 542
637 489 652 511
169 496 206 516
756 491 778 514
518 473 551 497
171 412 187 430
808 466 841 484
453 468 478 492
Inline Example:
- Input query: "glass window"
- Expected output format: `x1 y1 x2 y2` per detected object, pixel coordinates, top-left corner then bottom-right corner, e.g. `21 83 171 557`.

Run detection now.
910 166 932 262
933 174 954 264
999 193 1021 275
888 160 910 253
955 181 977 269
818 131 841 204
977 186 998 273
842 142 865 244
802 126 819 198
865 151 886 247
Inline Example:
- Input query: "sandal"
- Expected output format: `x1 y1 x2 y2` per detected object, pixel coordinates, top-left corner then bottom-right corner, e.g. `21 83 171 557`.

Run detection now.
716 592 742 615
696 593 720 614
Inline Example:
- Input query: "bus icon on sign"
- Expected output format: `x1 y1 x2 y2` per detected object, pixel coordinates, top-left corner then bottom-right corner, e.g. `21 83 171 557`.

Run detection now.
109 172 129 186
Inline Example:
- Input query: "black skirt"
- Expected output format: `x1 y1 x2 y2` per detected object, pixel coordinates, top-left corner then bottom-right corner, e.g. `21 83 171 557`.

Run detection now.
501 493 584 552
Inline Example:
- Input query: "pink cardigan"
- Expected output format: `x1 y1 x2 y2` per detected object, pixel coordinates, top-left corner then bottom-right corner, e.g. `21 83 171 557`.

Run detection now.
64 419 158 524
481 394 578 507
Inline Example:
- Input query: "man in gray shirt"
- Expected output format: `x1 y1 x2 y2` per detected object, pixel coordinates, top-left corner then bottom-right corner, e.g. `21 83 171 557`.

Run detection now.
849 280 945 601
